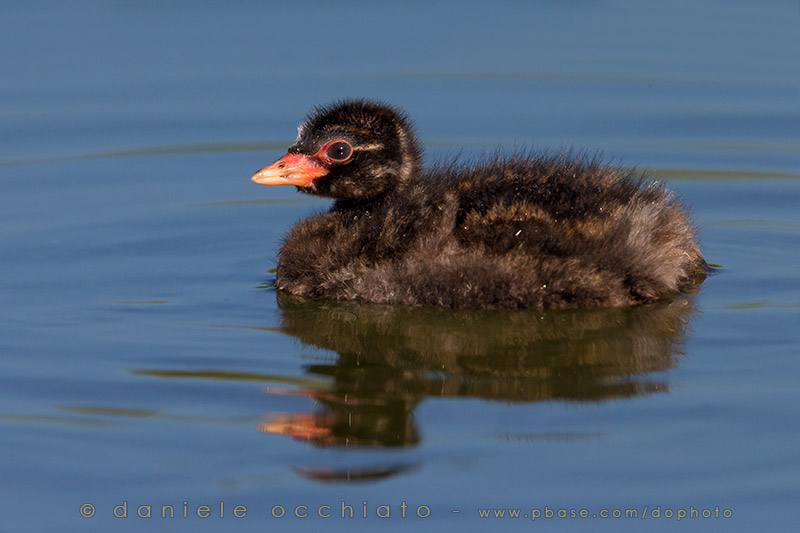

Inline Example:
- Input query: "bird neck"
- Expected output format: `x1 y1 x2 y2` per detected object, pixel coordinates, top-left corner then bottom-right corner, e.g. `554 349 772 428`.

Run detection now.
332 190 394 214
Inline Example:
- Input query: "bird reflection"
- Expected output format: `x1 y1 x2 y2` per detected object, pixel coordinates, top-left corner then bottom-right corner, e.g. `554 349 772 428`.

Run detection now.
260 292 698 457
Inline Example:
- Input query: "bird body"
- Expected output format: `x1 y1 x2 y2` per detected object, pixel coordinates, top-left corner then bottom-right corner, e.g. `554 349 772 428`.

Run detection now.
252 100 705 309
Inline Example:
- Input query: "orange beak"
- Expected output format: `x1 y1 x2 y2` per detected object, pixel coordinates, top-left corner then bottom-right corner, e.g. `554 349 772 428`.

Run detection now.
251 153 329 187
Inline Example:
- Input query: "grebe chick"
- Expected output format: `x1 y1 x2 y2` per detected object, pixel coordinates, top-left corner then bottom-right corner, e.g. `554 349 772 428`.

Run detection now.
251 99 706 309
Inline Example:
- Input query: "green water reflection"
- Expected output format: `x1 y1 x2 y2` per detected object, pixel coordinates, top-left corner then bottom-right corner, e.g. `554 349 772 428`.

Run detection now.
132 294 698 481
259 293 697 449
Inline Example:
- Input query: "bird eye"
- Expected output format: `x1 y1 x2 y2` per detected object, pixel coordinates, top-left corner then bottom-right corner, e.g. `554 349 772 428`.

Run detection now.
324 141 353 162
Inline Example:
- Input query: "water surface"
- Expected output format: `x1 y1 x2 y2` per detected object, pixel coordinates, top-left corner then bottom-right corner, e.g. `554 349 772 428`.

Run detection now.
1 1 798 531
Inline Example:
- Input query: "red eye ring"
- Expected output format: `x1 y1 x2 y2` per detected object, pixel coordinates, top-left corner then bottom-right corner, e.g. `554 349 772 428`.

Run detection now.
317 140 353 163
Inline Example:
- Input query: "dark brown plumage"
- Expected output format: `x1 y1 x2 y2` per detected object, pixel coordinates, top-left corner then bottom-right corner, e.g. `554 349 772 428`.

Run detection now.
251 99 706 310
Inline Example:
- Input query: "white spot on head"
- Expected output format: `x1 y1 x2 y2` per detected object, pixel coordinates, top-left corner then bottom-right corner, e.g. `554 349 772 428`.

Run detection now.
296 121 309 142
355 143 384 151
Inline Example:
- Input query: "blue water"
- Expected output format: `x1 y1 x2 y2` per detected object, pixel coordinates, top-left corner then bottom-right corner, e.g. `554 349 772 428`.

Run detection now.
2 1 799 532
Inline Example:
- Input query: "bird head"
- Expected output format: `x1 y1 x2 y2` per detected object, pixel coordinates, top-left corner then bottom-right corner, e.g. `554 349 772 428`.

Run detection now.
252 99 421 201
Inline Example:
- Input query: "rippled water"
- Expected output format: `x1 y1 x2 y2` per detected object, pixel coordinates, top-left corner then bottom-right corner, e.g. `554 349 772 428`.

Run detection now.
1 1 798 532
